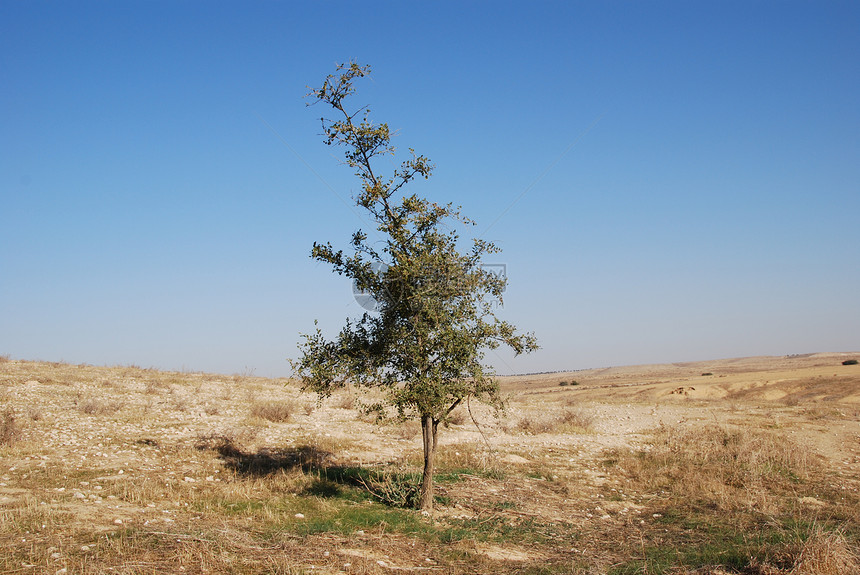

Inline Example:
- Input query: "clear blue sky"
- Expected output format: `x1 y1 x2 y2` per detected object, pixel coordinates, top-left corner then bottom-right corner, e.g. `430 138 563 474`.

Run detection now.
2 1 858 376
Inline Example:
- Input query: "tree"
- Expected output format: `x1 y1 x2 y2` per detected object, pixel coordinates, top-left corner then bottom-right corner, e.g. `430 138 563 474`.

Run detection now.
292 62 538 511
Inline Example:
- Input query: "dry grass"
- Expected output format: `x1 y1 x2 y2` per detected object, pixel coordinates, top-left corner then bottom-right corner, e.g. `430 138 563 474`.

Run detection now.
610 423 815 514
789 526 860 574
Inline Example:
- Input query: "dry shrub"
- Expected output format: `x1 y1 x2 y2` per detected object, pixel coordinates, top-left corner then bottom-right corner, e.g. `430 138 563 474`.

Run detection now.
1 409 22 446
614 424 814 512
558 406 594 431
144 379 168 394
333 393 356 410
514 407 594 434
0 354 10 363
250 400 295 422
515 415 555 434
77 398 124 416
445 408 467 426
395 419 422 440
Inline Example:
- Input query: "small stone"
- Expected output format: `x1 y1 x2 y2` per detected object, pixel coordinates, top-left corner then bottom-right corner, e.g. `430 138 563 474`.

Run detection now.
355 530 365 536
73 492 85 499
294 513 305 519
113 519 123 525
51 553 61 559
184 477 195 483
80 545 90 552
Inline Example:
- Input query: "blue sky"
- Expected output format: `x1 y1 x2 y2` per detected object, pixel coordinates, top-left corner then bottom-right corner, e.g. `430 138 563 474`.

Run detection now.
2 1 858 376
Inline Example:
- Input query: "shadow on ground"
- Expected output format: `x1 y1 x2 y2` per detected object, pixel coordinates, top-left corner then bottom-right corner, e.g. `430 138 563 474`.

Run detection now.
195 434 333 474
195 434 423 506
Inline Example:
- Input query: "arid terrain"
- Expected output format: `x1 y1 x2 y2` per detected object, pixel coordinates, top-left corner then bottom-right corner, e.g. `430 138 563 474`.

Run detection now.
2 352 859 574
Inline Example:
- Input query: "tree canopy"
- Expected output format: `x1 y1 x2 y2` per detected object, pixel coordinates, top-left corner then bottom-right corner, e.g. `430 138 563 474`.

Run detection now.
292 62 538 510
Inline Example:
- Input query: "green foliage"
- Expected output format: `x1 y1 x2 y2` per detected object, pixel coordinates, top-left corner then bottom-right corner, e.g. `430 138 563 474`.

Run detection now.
292 62 537 509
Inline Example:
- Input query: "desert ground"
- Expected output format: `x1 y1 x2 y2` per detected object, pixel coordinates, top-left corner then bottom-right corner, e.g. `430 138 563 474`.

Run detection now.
1 352 859 574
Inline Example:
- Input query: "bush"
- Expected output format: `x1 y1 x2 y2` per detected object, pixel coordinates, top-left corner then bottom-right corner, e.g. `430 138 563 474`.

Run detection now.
559 380 579 387
842 359 858 366
701 372 714 376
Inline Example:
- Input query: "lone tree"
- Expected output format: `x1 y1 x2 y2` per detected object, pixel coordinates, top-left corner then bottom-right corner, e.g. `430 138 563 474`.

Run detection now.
293 62 538 511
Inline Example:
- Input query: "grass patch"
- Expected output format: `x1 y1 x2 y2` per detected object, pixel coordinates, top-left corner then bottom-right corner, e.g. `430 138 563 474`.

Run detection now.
608 518 860 575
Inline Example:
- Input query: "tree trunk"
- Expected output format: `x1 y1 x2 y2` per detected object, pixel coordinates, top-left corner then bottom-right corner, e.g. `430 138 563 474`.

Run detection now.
419 414 438 511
